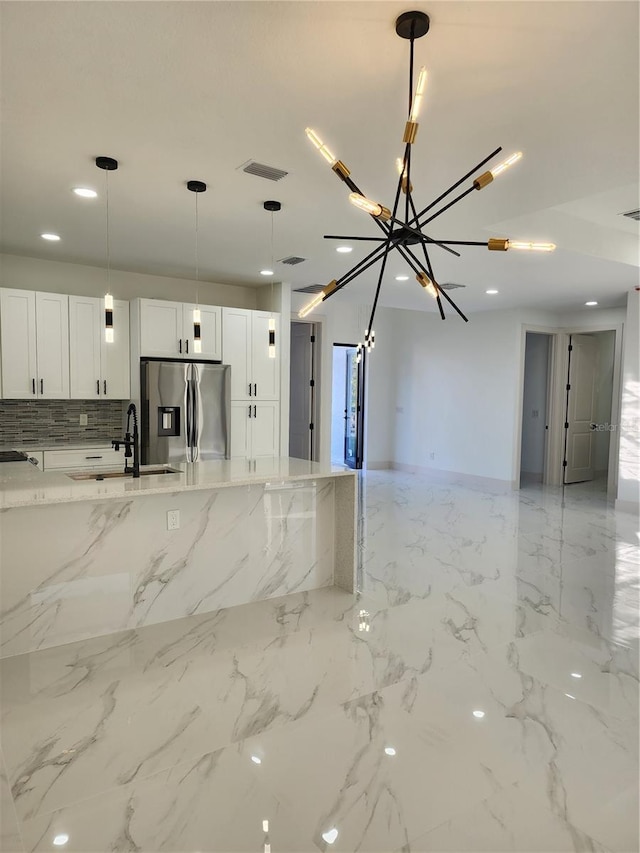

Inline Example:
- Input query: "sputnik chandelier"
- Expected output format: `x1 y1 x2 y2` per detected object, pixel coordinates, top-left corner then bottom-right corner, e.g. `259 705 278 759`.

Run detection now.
299 11 555 353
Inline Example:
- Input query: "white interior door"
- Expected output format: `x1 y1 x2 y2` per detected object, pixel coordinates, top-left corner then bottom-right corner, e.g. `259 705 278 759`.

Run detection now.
289 322 312 459
565 334 597 484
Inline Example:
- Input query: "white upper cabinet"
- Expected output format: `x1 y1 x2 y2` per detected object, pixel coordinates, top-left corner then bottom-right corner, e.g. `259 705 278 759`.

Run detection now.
137 298 222 360
0 289 69 399
138 299 183 358
182 303 221 360
222 308 279 401
69 296 130 399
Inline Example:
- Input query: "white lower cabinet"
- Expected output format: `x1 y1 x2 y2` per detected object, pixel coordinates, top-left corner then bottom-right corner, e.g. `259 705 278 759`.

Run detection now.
43 446 125 470
230 401 279 459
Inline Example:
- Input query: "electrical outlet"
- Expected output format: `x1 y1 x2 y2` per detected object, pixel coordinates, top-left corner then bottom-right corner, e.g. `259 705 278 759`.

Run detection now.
79 413 88 426
167 510 180 530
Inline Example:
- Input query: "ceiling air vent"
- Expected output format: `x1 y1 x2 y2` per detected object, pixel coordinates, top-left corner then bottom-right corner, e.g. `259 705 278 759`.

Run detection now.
439 282 466 290
280 256 306 266
239 160 289 182
620 208 640 222
294 284 324 294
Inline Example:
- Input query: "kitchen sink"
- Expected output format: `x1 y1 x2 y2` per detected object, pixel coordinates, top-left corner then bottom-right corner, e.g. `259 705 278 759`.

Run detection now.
67 466 182 481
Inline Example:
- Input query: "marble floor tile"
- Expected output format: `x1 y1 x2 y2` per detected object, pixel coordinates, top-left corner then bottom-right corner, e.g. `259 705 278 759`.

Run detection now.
0 470 637 852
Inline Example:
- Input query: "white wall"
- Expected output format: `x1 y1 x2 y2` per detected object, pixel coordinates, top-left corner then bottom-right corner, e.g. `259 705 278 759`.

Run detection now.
390 308 523 483
0 253 258 308
520 333 550 476
617 289 640 508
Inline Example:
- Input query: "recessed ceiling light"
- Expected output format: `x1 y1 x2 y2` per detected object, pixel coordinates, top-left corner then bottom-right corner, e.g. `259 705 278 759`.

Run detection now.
585 301 598 306
260 269 274 276
565 693 576 700
251 755 262 764
262 820 269 833
472 710 486 718
336 246 353 253
395 275 409 281
53 835 69 846
570 672 582 679
486 289 498 295
72 187 97 198
41 233 61 241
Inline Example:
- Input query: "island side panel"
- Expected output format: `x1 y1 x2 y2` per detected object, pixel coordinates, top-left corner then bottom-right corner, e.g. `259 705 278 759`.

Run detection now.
0 478 335 658
333 473 357 593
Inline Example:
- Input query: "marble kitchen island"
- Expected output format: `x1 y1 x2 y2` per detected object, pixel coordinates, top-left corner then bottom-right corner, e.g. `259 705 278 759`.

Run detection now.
0 458 357 658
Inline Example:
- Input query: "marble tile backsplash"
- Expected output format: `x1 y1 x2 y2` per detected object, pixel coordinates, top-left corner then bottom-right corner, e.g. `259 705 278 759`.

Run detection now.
0 399 127 446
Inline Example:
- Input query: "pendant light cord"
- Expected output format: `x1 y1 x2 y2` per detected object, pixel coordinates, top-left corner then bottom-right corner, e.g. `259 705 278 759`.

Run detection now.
105 170 111 292
195 191 200 305
270 210 275 315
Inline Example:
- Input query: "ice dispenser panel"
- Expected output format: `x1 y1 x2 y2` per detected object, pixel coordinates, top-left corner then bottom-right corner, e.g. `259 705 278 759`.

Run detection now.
157 406 180 437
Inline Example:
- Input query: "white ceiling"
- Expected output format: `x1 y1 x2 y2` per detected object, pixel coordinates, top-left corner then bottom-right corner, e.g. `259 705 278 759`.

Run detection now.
1 1 638 315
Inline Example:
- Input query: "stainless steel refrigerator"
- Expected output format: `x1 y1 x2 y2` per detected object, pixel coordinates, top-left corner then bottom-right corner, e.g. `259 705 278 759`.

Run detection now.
140 360 231 465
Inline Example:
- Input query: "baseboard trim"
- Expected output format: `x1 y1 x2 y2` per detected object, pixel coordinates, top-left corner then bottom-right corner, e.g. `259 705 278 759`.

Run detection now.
390 462 516 490
615 499 640 515
366 461 393 470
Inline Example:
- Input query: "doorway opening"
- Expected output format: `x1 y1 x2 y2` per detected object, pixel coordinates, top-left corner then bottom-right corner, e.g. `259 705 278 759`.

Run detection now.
289 321 318 460
331 343 366 469
563 330 616 486
520 332 553 487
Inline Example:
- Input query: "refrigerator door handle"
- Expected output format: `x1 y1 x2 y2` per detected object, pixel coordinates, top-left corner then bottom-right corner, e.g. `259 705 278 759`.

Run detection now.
185 366 193 463
191 364 200 462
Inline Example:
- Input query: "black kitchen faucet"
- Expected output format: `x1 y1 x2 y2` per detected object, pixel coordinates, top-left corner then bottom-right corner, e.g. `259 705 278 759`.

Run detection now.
112 403 140 478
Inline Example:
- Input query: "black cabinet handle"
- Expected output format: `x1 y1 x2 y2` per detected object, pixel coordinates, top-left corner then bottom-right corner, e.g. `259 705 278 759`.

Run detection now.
179 339 182 353
104 380 107 395
40 378 43 394
254 383 257 396
248 404 252 418
96 379 100 395
32 378 36 395
249 383 252 396
254 405 257 418
186 339 189 354
85 456 103 460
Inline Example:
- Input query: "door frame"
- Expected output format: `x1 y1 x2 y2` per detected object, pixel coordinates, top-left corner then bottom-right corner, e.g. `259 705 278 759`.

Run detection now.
289 316 321 462
515 322 624 495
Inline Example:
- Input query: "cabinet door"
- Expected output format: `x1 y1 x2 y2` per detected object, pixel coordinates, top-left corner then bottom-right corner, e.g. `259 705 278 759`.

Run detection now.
251 401 280 457
0 288 38 399
139 299 183 357
35 292 69 399
230 402 251 458
102 300 130 399
222 308 252 400
251 312 279 400
182 304 221 360
69 295 102 399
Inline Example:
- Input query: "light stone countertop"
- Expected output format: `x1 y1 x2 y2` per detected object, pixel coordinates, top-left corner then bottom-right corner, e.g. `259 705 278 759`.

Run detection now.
0 457 355 509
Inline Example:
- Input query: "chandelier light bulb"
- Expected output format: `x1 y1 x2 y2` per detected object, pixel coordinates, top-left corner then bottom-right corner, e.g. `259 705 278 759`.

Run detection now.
409 66 428 122
417 272 438 299
348 193 391 221
298 280 338 318
305 127 336 166
490 151 523 178
508 240 556 252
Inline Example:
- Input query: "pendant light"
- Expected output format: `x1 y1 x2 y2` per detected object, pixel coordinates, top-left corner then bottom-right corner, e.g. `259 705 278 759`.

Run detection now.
263 200 281 359
96 156 118 342
187 180 207 353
